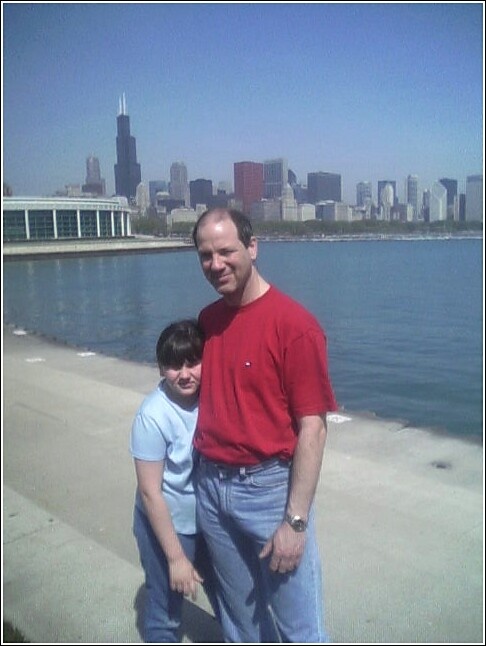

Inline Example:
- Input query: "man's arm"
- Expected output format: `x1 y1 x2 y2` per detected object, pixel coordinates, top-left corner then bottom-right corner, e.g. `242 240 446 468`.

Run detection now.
259 414 327 573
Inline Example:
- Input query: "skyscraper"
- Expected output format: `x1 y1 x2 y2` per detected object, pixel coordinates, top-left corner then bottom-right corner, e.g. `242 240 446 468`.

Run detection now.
190 178 213 209
114 94 141 201
459 193 466 221
149 180 168 206
281 183 298 221
356 181 372 206
86 155 101 184
83 155 105 196
429 181 447 221
377 180 397 206
406 175 419 220
234 161 264 214
439 178 458 219
264 158 288 199
380 183 394 220
307 172 342 204
169 162 190 207
465 175 483 221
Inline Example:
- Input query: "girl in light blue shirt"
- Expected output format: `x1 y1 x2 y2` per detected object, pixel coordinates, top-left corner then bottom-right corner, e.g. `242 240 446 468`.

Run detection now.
130 319 218 643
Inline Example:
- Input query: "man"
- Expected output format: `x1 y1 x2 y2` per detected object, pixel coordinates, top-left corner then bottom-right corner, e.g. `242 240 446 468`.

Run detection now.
192 208 337 642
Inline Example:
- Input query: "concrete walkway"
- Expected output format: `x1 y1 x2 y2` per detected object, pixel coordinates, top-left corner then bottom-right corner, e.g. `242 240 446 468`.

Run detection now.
2 325 483 643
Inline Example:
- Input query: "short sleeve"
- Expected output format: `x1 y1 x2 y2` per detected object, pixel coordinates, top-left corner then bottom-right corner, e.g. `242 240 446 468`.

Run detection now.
284 327 337 418
130 410 168 461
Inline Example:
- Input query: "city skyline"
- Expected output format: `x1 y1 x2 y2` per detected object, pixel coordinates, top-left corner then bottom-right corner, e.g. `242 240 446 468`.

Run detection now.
3 3 484 204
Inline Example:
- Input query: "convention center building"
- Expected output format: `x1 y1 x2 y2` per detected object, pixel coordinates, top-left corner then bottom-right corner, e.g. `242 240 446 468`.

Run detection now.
2 196 132 242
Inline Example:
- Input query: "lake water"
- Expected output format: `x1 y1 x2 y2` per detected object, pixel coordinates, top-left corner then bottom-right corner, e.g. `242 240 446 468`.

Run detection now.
3 238 483 440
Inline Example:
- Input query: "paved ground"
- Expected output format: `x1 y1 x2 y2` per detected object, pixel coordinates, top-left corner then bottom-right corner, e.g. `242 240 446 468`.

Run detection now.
2 324 483 643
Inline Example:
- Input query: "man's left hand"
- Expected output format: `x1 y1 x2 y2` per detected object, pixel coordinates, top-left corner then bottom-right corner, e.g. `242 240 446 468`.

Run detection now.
259 522 306 573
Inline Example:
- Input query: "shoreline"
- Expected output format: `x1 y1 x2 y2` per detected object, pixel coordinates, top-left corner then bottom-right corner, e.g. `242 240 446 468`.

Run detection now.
4 322 482 447
2 236 193 261
3 231 482 261
259 232 483 243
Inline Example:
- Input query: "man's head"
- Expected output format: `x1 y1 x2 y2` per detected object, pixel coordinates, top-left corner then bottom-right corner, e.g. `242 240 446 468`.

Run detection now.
192 208 253 249
192 208 258 306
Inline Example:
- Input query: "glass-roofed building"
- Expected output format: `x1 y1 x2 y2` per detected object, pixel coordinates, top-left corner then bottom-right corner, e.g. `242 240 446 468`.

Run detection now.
2 196 132 242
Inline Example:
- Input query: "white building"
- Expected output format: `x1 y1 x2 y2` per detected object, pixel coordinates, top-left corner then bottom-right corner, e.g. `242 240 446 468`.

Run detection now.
379 184 394 220
135 182 150 216
169 207 197 225
250 199 281 221
281 183 298 221
298 203 316 222
3 196 132 242
429 182 447 221
316 201 352 222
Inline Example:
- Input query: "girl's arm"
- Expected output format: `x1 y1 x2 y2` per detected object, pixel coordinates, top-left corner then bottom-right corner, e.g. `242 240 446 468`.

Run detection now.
134 458 202 599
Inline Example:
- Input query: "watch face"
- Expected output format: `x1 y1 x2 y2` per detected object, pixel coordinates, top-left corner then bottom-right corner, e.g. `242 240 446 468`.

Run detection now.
292 518 306 532
286 514 307 532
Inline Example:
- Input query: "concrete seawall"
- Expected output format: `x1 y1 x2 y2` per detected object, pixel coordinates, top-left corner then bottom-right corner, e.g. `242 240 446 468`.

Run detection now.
3 325 483 643
3 237 193 261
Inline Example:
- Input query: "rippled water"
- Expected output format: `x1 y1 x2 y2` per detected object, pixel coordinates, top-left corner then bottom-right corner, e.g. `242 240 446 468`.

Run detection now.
3 238 483 438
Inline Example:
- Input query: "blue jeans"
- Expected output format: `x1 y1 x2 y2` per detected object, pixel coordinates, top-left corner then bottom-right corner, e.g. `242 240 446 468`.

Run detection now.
133 505 218 643
195 456 328 643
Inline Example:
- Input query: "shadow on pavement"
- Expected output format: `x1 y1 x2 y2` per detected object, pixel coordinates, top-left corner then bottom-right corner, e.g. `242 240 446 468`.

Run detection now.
133 584 223 643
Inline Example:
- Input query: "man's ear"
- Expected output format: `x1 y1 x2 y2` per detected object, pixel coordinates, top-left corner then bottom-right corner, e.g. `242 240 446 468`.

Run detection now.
248 236 258 261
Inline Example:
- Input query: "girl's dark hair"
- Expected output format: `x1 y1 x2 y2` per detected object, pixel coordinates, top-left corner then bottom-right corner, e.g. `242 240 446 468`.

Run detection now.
156 319 204 369
192 208 254 248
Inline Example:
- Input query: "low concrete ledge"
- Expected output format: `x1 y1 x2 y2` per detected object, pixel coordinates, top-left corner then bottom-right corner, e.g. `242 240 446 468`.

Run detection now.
3 237 193 260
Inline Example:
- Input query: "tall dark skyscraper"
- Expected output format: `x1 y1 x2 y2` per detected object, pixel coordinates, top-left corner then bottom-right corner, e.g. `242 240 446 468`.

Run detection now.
190 178 213 209
439 178 458 207
114 94 141 201
307 172 342 203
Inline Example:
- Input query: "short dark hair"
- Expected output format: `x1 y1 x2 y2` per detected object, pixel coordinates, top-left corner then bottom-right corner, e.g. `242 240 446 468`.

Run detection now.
192 208 254 248
156 319 204 369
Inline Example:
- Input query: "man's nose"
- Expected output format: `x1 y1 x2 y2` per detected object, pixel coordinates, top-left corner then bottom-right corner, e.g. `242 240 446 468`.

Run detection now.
210 254 225 271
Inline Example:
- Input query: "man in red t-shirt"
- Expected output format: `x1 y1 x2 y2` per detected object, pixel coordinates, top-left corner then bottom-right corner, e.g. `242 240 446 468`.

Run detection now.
192 208 337 643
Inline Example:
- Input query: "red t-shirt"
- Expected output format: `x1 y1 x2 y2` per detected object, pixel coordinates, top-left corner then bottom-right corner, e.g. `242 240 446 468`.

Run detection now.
193 286 337 465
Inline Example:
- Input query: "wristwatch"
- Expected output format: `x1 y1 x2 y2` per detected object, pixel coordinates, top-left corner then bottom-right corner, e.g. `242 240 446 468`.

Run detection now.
285 513 307 532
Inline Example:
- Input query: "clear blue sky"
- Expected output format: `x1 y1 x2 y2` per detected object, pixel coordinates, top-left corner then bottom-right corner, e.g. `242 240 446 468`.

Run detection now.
3 2 484 203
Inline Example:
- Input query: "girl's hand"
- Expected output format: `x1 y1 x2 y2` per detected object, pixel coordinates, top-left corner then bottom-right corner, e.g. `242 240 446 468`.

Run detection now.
168 554 204 600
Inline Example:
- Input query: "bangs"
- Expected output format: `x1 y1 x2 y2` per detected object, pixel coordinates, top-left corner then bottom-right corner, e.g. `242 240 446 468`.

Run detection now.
160 337 202 369
156 319 204 369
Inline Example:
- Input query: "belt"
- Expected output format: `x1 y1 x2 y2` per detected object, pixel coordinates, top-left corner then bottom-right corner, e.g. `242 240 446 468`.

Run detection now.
197 454 290 478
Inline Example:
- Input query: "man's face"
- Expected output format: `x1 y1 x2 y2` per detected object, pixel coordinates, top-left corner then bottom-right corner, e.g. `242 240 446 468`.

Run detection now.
196 215 257 303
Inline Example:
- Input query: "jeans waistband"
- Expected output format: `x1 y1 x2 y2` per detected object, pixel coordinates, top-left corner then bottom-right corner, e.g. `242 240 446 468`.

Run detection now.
197 454 290 478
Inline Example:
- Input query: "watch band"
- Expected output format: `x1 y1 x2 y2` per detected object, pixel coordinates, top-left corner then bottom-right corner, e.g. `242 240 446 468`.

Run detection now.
285 513 307 532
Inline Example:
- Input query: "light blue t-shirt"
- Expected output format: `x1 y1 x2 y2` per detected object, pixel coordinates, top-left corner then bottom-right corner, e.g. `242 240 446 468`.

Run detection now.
130 380 199 535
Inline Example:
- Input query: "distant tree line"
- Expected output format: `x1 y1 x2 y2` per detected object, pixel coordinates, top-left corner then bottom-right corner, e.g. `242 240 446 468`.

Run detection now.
131 215 482 239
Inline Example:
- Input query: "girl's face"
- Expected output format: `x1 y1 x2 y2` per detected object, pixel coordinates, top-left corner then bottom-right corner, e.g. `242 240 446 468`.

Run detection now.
161 361 202 406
